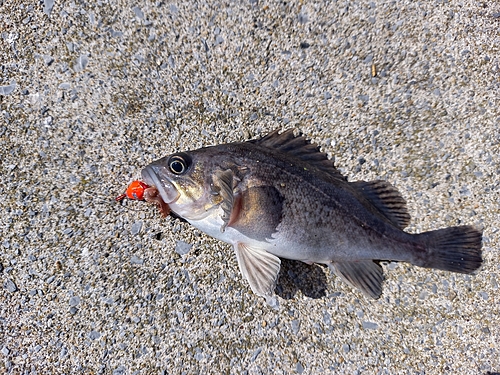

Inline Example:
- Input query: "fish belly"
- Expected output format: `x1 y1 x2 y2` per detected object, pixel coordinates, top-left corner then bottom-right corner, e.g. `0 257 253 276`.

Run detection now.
265 212 417 265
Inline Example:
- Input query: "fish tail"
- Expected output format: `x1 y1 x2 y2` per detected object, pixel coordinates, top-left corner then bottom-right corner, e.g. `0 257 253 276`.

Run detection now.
415 225 483 274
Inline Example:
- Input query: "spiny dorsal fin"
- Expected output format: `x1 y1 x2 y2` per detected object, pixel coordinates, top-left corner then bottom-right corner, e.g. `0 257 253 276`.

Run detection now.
252 129 347 181
352 180 410 229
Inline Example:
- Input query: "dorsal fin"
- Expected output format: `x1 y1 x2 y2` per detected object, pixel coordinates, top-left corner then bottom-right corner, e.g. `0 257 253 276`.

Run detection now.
251 129 347 181
352 180 411 229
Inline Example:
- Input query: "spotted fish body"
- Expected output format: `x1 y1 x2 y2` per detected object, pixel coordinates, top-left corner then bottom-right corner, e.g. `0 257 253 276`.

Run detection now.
141 130 483 302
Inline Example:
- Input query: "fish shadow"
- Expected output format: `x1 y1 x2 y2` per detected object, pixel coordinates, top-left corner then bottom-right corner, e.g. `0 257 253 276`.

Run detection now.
276 259 328 299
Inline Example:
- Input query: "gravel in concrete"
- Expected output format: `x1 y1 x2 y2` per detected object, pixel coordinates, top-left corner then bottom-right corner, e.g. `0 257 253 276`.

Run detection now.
1 0 499 374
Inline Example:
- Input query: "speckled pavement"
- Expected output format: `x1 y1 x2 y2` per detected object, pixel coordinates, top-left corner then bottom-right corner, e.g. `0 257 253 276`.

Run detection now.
1 0 499 374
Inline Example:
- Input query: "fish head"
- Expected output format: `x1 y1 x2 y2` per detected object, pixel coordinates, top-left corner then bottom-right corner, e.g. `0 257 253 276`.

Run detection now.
141 151 221 220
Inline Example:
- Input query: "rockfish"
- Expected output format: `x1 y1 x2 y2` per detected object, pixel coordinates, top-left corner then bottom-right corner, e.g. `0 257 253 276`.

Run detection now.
138 129 482 302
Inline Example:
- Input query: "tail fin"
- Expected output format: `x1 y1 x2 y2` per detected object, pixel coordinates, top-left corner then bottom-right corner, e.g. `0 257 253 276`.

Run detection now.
416 225 482 274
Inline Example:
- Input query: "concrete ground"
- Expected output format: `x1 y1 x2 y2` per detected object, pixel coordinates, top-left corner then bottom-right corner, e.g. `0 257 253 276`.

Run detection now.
1 0 499 374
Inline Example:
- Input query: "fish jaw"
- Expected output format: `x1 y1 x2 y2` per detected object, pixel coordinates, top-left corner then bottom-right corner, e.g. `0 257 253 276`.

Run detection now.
141 164 180 205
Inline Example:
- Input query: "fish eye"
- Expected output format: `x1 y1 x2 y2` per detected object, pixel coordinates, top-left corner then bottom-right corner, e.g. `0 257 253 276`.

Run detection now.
168 153 190 175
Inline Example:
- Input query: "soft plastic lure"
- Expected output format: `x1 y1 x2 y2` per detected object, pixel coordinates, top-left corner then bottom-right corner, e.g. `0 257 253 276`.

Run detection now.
116 180 170 217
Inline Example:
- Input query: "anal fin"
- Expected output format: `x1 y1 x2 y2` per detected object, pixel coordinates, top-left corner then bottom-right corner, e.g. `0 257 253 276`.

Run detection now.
328 260 384 299
234 242 281 303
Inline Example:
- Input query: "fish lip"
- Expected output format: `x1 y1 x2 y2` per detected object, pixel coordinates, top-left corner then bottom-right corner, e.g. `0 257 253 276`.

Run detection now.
141 165 179 204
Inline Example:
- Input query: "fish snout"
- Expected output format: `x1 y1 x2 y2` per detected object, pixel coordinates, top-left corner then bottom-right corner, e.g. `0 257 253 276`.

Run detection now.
141 164 179 204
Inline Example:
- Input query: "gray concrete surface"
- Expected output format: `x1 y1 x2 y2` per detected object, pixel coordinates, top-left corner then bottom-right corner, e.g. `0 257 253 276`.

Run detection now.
1 0 499 374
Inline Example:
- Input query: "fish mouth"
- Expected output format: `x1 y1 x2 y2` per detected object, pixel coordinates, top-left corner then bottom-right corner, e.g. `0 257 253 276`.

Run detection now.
141 165 180 204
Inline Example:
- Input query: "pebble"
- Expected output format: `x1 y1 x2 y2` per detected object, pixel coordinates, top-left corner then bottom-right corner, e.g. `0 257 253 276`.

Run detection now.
0 81 16 96
131 255 144 265
362 321 379 330
58 82 71 90
60 347 68 358
43 0 54 16
251 347 262 362
296 362 305 374
323 312 332 326
42 55 54 66
69 296 80 307
132 6 144 19
73 55 89 72
478 292 489 300
291 319 300 335
194 349 203 361
131 221 143 235
4 279 17 293
358 94 370 103
175 241 192 256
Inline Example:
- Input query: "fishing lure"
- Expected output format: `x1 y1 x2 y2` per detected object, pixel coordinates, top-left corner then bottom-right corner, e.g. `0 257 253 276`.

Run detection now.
116 180 170 217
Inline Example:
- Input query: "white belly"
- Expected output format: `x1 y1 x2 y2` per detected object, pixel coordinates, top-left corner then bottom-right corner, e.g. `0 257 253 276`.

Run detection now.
187 211 320 263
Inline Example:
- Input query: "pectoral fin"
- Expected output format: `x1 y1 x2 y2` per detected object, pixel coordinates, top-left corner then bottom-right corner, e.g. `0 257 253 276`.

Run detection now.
328 260 384 299
234 242 281 302
213 169 236 232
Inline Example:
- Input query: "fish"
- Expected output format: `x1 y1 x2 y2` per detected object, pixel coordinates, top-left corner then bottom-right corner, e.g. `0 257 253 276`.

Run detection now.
139 129 483 302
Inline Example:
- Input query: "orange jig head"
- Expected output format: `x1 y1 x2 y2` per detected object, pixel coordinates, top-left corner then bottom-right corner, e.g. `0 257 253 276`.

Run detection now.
115 180 170 217
115 180 150 201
